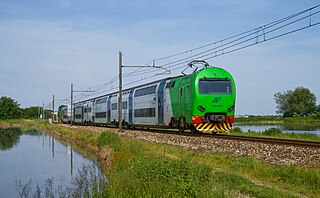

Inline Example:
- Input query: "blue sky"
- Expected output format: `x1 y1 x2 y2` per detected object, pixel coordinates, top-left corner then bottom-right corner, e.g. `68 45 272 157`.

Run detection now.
0 0 319 115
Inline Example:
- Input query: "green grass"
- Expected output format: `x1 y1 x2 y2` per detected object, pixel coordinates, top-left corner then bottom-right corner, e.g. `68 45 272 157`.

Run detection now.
3 120 320 197
97 131 319 197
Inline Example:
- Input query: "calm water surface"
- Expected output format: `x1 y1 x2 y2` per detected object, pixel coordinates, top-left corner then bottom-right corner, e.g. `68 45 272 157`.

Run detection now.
0 128 101 198
234 124 320 135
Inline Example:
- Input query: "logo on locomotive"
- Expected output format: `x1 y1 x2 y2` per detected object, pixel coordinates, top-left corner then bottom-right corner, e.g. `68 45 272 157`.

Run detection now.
212 97 222 103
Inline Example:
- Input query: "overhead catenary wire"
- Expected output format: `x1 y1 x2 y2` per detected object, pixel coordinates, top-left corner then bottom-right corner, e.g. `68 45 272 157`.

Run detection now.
123 4 320 77
61 4 320 104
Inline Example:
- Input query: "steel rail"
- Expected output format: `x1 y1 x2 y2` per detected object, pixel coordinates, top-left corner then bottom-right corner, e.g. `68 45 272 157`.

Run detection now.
59 123 320 148
126 127 320 148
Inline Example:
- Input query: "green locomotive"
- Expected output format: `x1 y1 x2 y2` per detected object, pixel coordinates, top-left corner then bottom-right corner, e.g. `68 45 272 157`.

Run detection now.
167 61 236 133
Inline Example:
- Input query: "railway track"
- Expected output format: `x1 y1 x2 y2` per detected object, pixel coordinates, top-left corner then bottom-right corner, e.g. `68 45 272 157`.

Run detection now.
125 127 320 148
61 123 320 148
212 134 320 148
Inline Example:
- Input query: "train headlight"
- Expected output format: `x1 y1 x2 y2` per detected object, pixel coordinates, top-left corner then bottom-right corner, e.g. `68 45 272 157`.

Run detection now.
197 105 205 112
228 105 235 112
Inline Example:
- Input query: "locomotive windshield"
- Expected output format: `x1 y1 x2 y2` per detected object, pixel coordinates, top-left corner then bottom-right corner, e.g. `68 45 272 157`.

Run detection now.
199 79 232 94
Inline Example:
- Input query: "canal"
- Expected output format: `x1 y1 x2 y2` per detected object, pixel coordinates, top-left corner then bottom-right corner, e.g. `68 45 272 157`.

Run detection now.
0 127 105 197
234 123 320 135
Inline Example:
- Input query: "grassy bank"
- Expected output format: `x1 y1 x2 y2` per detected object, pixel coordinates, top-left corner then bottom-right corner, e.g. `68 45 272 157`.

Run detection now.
5 119 320 197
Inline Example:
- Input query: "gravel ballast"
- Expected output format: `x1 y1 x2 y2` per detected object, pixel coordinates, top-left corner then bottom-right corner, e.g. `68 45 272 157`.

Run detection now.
64 125 320 167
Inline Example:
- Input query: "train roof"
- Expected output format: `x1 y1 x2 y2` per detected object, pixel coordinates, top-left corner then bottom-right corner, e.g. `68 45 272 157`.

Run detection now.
73 75 181 105
72 66 225 105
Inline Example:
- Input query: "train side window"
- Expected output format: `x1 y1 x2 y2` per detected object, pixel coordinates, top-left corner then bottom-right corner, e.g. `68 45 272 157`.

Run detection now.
122 101 127 109
111 103 117 110
96 97 107 104
134 108 155 117
134 85 157 97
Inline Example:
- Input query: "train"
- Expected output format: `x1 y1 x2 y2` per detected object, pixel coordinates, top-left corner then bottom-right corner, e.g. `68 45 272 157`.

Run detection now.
60 61 236 133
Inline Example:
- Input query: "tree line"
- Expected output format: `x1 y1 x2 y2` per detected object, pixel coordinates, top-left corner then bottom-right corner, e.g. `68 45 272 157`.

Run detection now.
0 96 53 120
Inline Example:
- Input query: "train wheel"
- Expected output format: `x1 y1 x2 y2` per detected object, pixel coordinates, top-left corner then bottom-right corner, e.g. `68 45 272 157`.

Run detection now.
190 126 197 134
178 118 184 133
179 127 184 134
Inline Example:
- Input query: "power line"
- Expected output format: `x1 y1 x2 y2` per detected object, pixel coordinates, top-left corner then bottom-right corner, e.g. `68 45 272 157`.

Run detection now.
120 4 320 79
60 4 320 104
153 5 320 70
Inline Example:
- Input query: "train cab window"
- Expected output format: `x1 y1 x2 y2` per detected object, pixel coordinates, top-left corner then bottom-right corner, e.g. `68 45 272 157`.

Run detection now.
199 79 232 94
165 82 170 88
170 81 176 88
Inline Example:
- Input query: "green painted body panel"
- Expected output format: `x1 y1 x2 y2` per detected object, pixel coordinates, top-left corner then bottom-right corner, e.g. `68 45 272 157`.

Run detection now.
169 67 236 124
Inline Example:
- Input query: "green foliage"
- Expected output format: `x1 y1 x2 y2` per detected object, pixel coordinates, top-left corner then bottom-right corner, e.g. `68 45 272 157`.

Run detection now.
58 105 64 121
262 127 282 136
22 106 39 119
274 87 317 117
0 96 22 119
0 128 22 150
96 132 121 150
230 127 243 133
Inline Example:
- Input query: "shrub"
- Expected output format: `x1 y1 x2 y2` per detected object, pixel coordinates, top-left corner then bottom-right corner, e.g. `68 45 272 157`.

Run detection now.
231 127 243 133
96 132 121 150
262 128 282 136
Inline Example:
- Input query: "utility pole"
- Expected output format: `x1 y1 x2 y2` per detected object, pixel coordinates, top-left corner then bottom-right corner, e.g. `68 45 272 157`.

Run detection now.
71 83 73 126
38 106 40 119
118 51 163 132
49 102 51 120
52 95 55 121
70 83 94 126
42 102 45 119
118 51 123 132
